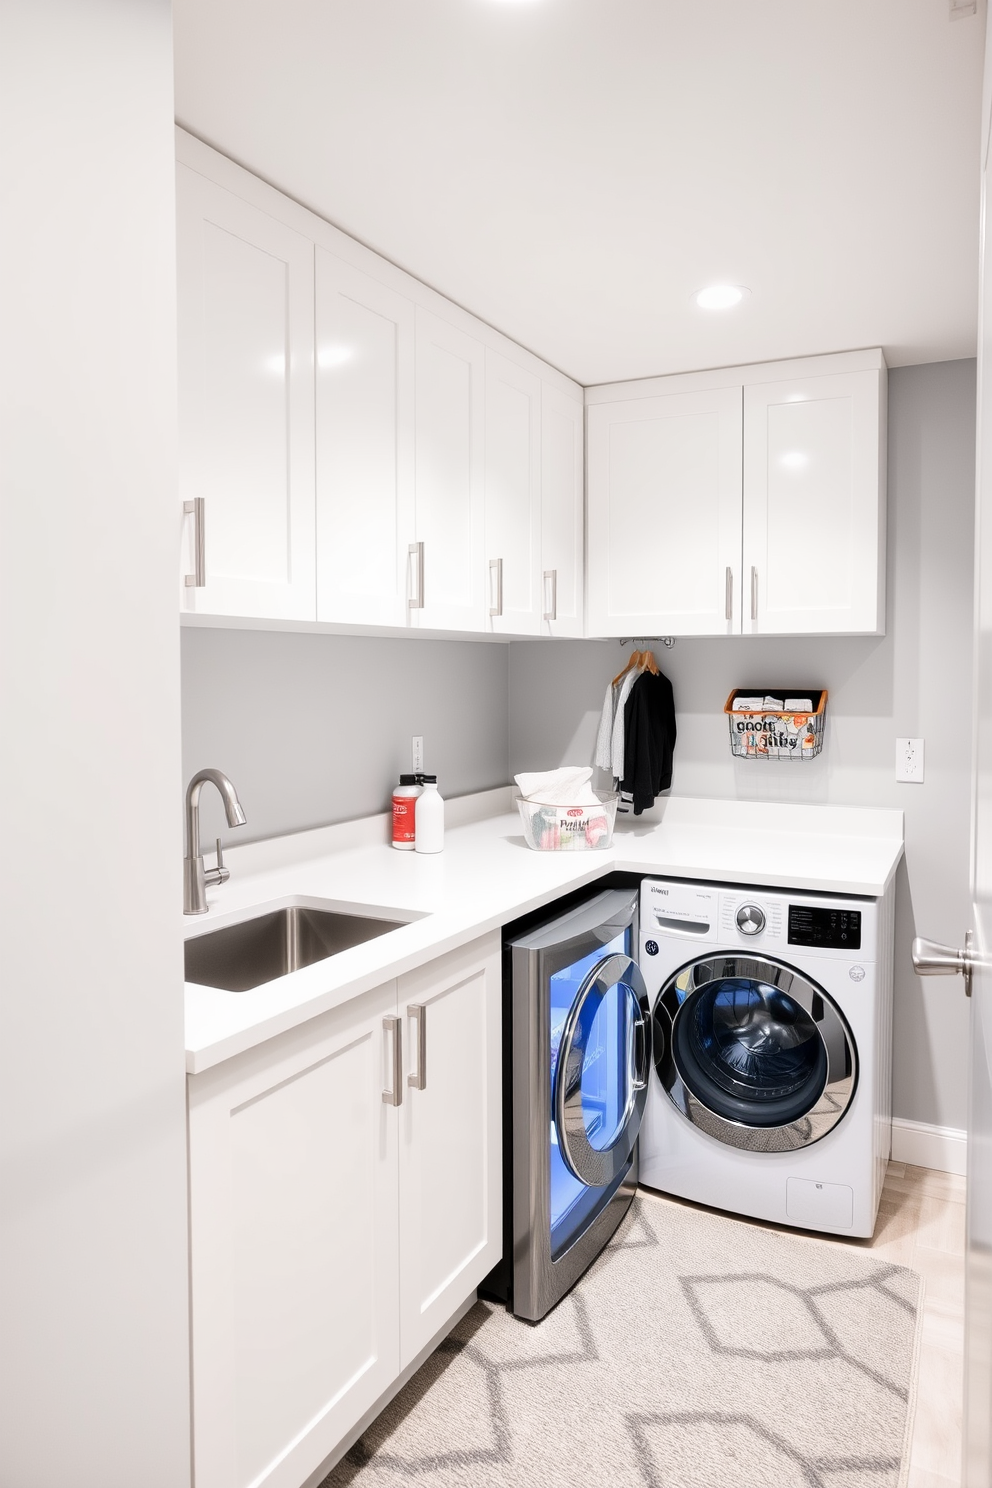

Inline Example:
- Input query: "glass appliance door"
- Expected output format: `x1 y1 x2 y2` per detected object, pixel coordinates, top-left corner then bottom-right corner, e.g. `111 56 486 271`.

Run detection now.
653 953 856 1152
549 939 649 1257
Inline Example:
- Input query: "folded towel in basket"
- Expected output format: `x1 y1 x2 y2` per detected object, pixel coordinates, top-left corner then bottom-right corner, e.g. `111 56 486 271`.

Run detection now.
785 697 814 712
514 766 600 805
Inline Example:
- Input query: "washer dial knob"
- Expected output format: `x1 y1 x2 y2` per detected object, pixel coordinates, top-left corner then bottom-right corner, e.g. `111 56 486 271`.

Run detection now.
736 903 766 936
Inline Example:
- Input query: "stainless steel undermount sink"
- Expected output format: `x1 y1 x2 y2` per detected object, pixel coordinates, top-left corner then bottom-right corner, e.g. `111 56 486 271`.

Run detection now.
184 905 408 992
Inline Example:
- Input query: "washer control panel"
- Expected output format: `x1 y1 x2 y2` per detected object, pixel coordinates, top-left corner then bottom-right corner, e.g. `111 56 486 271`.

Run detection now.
639 879 875 962
788 904 862 950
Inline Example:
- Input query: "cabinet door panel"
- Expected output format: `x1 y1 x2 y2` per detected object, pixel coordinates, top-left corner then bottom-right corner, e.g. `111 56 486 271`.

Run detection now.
315 252 416 625
485 351 542 634
587 388 743 636
413 309 486 630
177 164 315 620
541 383 584 636
743 369 884 635
398 935 501 1367
189 983 399 1488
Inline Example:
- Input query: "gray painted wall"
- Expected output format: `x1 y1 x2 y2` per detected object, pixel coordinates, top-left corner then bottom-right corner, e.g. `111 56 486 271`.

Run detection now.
509 359 977 1132
180 360 976 1133
181 628 509 845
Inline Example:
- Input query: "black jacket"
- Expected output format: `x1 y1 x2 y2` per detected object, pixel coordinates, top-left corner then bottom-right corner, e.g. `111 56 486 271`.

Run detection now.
620 670 677 815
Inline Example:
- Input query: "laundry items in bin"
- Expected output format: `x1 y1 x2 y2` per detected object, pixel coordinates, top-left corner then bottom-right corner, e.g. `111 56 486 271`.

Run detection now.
597 649 677 814
514 767 616 851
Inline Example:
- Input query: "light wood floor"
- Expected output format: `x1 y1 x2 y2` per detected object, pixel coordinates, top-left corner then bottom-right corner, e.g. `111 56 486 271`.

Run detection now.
836 1162 966 1488
654 1160 967 1487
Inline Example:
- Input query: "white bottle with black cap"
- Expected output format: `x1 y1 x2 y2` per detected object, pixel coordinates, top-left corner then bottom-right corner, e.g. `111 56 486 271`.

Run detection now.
415 774 444 854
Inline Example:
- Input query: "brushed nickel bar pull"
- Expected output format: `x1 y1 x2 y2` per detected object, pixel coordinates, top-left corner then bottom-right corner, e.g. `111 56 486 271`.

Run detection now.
750 565 758 622
382 1015 403 1105
725 566 733 622
184 498 205 588
407 1003 427 1090
543 568 558 622
489 557 503 618
408 541 424 610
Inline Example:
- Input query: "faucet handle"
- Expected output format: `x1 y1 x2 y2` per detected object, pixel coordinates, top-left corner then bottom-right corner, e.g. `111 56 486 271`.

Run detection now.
204 836 231 889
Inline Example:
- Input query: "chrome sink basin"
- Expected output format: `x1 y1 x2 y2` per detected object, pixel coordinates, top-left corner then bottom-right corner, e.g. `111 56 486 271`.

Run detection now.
184 905 407 992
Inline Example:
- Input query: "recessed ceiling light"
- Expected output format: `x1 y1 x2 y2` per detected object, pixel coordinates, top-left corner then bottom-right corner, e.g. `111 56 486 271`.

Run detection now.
693 284 750 310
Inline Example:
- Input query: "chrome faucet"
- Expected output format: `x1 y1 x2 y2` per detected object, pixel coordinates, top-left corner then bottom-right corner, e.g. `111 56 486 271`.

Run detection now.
183 768 247 915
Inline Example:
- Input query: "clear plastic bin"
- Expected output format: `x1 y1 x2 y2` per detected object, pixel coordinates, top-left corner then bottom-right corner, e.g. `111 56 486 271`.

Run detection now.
516 791 618 852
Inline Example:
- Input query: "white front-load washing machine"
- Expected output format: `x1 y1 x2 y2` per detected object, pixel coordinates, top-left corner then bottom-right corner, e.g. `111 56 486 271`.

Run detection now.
638 876 894 1238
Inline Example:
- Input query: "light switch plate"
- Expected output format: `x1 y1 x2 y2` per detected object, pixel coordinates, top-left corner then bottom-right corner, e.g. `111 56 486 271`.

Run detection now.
412 735 424 773
896 737 925 783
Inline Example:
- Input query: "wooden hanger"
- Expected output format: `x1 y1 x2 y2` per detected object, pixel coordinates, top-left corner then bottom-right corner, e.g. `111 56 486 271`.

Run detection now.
640 648 660 676
612 649 644 687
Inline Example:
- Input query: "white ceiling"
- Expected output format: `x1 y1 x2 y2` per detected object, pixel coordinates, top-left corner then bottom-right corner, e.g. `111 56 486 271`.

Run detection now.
173 0 985 387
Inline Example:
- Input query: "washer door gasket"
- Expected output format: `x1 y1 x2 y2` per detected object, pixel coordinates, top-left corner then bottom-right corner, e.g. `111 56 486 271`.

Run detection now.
652 954 857 1153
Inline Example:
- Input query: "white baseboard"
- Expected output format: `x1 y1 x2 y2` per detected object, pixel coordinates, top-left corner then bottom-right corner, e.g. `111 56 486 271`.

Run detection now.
891 1117 967 1176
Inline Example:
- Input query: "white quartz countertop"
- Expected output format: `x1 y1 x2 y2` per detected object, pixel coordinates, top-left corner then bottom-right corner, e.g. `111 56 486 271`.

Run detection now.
184 790 904 1074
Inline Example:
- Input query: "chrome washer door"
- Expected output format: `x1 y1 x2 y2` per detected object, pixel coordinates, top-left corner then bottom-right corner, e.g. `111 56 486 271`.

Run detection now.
653 954 857 1153
554 953 650 1187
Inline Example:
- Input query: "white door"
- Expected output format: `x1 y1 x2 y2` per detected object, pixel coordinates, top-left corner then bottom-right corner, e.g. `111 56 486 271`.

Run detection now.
963 31 992 1481
413 308 486 631
586 387 744 637
176 165 316 621
397 934 502 1369
540 382 585 636
315 251 416 626
188 982 400 1488
485 350 542 635
742 369 885 636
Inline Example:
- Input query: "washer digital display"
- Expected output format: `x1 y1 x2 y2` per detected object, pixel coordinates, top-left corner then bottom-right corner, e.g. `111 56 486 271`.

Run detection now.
788 905 861 950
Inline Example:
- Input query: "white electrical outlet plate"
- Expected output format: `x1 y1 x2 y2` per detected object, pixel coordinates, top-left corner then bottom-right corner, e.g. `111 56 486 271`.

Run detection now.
412 736 424 772
896 737 925 783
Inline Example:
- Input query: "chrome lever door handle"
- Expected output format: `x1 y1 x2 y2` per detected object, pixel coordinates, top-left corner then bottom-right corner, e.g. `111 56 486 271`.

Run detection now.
912 930 975 996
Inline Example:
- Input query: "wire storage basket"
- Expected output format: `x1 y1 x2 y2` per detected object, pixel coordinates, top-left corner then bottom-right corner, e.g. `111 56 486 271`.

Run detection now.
724 690 827 761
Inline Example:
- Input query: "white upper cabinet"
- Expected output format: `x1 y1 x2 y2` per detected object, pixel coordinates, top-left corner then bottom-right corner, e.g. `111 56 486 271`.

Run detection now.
412 309 487 631
586 386 745 637
485 351 542 635
315 251 416 626
176 163 316 621
586 350 886 638
540 382 585 636
743 368 885 635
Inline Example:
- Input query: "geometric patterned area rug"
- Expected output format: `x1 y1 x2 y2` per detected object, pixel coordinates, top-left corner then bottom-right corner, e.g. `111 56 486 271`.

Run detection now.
322 1194 923 1488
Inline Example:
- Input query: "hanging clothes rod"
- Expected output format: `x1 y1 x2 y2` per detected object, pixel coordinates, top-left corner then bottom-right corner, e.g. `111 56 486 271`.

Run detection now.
619 636 676 649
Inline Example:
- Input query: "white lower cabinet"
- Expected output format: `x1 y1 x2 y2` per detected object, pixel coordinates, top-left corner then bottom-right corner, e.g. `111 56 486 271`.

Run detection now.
187 932 501 1488
397 937 503 1366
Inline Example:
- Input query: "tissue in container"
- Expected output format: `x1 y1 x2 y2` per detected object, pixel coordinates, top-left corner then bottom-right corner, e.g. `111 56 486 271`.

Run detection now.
516 791 618 851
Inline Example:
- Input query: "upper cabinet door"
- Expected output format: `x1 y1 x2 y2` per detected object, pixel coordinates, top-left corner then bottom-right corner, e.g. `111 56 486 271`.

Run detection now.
176 164 316 621
743 369 885 636
540 382 584 637
315 251 416 626
413 309 486 631
586 387 744 637
484 351 542 635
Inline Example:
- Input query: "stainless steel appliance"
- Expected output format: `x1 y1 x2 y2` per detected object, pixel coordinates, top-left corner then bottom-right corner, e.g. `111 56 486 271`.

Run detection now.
485 886 650 1321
